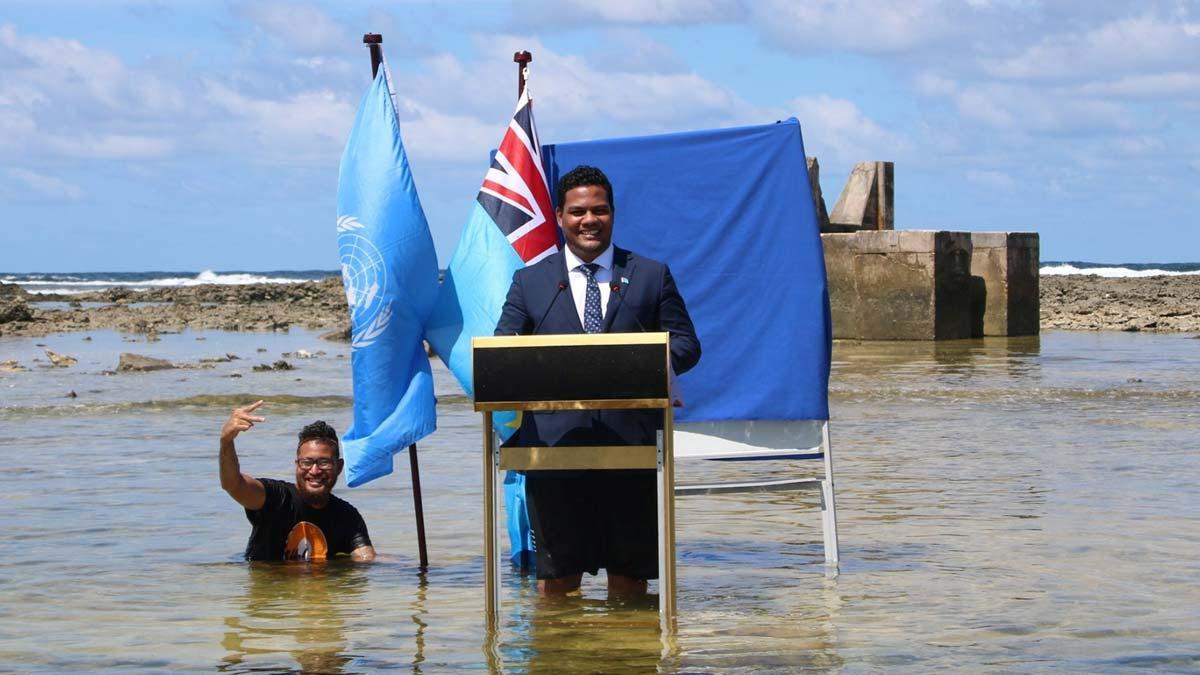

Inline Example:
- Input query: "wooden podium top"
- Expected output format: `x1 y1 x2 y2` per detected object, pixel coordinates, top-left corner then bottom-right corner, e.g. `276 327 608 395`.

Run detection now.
472 333 670 412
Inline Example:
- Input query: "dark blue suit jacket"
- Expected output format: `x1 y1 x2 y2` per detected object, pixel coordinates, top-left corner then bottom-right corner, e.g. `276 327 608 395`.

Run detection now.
494 246 701 448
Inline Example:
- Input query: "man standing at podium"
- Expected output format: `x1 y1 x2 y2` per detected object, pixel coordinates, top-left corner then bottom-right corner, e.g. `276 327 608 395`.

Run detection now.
495 165 701 595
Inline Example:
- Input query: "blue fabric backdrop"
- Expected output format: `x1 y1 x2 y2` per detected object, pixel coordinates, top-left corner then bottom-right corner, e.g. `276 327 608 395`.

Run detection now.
542 118 831 421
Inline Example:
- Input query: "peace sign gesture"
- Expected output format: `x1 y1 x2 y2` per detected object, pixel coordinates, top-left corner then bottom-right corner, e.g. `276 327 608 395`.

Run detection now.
221 400 266 443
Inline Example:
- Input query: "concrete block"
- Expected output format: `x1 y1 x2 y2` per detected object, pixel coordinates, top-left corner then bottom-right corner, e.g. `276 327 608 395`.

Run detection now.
822 230 973 340
806 156 831 232
970 232 1040 336
830 161 894 231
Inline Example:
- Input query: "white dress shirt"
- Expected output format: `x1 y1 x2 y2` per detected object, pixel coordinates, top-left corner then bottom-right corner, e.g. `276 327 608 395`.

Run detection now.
562 245 613 326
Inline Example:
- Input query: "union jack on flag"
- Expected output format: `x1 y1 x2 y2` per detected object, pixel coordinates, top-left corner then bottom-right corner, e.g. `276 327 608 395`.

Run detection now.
476 89 560 264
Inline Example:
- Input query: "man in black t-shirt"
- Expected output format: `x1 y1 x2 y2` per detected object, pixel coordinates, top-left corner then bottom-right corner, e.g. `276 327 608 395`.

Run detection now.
219 400 375 561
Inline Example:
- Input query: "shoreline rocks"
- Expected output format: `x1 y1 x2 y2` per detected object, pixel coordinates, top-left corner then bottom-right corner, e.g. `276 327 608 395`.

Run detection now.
0 278 351 338
1040 275 1200 332
1 274 1197 338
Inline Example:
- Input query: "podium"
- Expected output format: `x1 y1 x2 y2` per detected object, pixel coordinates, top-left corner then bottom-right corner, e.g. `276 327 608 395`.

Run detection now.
472 332 678 631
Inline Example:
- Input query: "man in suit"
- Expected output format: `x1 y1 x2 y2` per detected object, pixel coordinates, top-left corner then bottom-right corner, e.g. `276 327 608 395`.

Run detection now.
495 165 701 595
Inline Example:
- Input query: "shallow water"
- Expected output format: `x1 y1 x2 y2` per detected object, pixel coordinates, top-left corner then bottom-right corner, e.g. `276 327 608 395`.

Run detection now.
1 329 1198 672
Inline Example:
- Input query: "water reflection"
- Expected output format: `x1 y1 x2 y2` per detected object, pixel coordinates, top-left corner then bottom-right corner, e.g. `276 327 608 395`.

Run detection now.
490 587 665 673
219 562 367 674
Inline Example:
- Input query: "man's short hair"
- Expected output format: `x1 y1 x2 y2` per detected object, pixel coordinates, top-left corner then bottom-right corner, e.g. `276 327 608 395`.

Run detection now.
297 420 340 457
557 165 614 211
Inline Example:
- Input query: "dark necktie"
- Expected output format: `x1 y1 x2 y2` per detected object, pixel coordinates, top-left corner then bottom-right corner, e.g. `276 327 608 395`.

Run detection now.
580 263 602 333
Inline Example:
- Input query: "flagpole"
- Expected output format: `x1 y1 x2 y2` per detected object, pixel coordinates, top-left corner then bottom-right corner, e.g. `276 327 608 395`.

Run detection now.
514 51 531 96
362 31 430 572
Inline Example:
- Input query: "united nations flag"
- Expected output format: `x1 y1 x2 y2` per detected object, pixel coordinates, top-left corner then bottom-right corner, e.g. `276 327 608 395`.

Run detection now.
335 62 439 487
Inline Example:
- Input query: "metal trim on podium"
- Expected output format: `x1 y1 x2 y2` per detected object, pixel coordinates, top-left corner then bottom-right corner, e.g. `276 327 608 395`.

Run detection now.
472 332 677 632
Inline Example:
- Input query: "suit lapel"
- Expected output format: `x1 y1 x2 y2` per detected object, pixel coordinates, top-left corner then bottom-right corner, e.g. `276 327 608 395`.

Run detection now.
602 247 634 332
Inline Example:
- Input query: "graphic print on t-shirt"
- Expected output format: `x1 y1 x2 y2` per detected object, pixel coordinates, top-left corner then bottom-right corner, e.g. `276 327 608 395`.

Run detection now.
284 521 329 561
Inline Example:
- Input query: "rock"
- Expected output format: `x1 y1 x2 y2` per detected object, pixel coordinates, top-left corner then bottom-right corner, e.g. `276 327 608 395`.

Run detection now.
0 282 29 300
45 350 78 367
0 300 33 324
0 360 26 372
117 353 176 372
320 327 351 342
282 349 315 359
66 390 77 398
253 359 294 372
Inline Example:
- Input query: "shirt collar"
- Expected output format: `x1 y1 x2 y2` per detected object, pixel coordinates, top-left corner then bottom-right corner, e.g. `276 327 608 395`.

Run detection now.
563 244 614 272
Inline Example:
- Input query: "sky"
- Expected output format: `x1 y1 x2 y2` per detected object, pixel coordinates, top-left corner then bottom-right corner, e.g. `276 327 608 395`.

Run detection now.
1 0 1198 272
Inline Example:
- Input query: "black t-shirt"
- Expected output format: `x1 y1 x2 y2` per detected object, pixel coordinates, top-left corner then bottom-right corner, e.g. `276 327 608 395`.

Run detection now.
243 478 372 561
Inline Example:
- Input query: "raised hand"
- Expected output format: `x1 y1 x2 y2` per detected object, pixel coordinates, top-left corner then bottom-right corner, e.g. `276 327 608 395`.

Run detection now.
221 400 266 443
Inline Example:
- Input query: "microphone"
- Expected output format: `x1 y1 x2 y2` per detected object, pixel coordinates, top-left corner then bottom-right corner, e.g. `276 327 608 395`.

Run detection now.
609 281 648 332
532 280 569 334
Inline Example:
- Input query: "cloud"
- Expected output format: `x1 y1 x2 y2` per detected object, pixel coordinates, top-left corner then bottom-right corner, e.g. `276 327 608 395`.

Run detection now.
984 14 1200 81
748 0 964 53
0 23 183 115
786 95 908 164
237 1 349 54
45 133 175 159
952 83 1135 135
1073 72 1200 98
393 99 506 162
0 23 183 162
204 80 355 159
965 169 1015 191
1113 135 1164 157
8 167 83 200
514 0 741 25
409 37 752 143
914 72 959 97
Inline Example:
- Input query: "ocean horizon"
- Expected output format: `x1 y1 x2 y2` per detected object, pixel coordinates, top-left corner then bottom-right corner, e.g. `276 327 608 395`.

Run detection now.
4 260 1200 295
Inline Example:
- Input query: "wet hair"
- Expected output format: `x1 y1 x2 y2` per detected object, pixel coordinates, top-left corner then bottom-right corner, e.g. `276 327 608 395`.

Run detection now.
297 420 340 458
556 165 614 211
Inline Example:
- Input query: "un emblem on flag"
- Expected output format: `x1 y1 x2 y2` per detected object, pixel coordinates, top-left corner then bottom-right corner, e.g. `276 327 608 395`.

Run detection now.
337 215 392 348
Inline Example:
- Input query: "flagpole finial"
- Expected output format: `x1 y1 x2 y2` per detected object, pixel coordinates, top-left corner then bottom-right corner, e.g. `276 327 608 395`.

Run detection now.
363 33 384 78
513 51 532 97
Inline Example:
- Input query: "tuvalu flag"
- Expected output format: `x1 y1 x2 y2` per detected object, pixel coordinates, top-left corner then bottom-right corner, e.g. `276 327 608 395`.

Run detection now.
336 62 439 487
424 86 558 402
424 86 559 566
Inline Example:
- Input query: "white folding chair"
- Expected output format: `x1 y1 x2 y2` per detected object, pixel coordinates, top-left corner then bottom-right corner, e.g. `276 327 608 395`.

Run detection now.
673 419 839 566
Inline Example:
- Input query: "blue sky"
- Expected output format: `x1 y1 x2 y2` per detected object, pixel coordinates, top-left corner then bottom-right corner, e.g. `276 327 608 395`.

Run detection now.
2 1 1198 271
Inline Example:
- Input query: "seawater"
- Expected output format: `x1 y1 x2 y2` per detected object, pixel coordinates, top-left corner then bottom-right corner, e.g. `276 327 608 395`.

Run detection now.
1 329 1198 672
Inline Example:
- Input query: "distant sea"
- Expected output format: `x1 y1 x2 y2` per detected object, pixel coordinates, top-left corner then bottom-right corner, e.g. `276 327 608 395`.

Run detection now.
1 269 338 294
3 262 1200 294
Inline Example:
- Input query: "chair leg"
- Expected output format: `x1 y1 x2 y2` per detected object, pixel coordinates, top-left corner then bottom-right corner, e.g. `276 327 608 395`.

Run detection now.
820 478 839 567
819 421 839 568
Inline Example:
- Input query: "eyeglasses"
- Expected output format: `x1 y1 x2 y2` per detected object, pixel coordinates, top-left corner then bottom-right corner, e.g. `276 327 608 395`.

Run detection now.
296 458 336 470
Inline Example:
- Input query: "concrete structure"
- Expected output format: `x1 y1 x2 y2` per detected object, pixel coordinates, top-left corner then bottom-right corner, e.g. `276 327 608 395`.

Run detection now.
823 230 974 340
811 157 1039 340
805 156 831 232
829 161 894 231
969 232 1040 336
